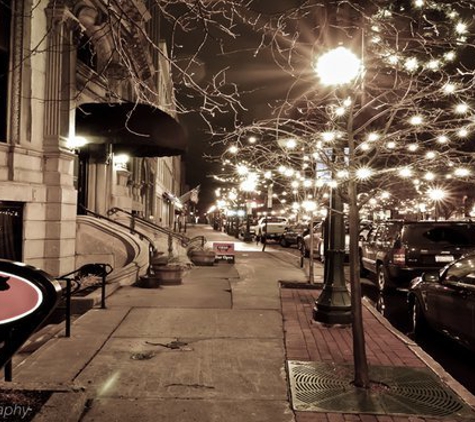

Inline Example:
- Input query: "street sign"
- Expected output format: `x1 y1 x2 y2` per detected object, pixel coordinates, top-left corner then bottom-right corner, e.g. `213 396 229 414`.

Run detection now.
213 242 235 263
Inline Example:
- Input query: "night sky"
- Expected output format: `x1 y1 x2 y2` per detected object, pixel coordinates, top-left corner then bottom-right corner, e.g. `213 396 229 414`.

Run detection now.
162 0 307 214
157 0 475 220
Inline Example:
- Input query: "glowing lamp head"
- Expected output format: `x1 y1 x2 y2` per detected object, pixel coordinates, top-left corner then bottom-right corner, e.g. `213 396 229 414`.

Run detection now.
314 47 362 86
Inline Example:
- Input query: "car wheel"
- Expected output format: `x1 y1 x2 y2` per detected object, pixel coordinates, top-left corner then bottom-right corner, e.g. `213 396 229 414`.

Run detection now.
412 298 428 338
376 264 390 292
280 237 288 247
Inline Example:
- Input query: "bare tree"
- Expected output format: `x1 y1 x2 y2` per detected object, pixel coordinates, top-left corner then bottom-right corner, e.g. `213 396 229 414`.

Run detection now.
211 0 475 388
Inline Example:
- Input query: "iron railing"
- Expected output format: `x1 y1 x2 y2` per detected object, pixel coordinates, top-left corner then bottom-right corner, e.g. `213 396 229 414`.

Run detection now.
56 263 113 337
107 207 206 255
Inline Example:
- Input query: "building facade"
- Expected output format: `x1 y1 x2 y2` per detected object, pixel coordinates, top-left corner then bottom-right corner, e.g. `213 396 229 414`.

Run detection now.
0 0 186 277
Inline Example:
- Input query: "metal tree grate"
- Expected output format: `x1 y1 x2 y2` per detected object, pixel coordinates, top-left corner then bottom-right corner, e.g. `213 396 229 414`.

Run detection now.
287 361 475 418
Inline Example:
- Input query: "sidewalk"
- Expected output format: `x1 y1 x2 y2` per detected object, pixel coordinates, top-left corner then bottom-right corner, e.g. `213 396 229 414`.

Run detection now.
2 224 475 421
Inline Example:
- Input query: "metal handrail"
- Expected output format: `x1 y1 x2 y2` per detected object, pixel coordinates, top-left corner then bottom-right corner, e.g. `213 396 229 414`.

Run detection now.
56 263 113 337
107 207 206 249
80 205 157 247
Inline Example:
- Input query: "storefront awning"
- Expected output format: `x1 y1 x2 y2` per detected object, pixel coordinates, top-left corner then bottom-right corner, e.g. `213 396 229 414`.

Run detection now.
75 102 187 157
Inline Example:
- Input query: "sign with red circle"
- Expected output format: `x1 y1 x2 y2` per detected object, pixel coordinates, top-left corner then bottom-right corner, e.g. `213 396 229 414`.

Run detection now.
0 271 43 325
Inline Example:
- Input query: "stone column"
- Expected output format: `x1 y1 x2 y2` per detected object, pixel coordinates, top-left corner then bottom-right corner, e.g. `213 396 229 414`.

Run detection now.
41 2 78 276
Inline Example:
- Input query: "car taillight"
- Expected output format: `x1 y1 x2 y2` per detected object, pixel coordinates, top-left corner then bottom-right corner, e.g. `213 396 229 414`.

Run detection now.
393 248 406 266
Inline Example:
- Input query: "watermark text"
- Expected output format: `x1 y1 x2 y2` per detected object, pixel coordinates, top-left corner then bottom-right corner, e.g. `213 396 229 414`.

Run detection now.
0 405 33 420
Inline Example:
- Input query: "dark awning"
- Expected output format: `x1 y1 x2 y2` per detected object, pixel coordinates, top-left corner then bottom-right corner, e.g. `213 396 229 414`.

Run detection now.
75 102 187 157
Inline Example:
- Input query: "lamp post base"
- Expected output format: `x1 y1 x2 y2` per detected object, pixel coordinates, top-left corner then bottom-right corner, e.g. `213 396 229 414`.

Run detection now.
314 248 352 325
313 284 352 324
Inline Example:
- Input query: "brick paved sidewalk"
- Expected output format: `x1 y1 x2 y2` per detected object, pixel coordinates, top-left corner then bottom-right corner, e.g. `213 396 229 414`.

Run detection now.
280 286 475 422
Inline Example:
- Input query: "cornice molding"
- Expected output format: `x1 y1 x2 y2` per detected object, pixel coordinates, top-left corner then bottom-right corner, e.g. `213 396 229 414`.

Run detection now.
73 0 154 85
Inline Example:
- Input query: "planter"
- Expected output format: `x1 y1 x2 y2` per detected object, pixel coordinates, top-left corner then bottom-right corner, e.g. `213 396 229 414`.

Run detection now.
149 254 172 275
189 250 216 266
150 253 168 268
152 265 185 285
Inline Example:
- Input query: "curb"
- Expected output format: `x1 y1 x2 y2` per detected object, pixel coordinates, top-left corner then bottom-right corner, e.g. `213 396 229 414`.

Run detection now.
32 390 88 422
0 382 87 422
364 297 475 409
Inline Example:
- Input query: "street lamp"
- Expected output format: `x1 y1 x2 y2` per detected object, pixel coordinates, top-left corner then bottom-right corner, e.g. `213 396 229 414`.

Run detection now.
313 47 362 325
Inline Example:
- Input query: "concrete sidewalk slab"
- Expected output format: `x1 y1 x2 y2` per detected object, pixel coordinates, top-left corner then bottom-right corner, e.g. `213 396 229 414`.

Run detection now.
107 278 232 309
13 309 129 385
111 308 283 339
232 252 307 311
190 263 240 279
75 337 287 400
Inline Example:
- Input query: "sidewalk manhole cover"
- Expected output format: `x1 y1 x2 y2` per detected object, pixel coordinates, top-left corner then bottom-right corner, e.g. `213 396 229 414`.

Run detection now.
287 361 475 418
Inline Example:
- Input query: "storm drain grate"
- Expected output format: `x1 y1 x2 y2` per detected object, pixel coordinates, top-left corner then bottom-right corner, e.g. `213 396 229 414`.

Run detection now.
287 361 475 418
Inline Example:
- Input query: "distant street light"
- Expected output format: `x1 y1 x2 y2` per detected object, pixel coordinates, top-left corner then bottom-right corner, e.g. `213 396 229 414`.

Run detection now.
313 46 362 325
428 187 447 221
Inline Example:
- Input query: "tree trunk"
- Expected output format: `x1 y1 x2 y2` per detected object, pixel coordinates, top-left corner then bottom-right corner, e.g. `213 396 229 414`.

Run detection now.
348 179 370 388
308 214 315 284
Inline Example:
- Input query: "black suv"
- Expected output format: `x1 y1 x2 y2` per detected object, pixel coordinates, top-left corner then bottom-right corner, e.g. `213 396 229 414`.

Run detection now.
360 220 475 291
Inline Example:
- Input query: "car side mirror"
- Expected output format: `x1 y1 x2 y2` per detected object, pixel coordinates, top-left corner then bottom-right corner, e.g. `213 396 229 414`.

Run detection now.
421 272 440 283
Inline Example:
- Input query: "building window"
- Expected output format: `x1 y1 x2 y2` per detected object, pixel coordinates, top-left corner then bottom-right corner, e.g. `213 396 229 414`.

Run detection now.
77 33 97 71
0 0 12 142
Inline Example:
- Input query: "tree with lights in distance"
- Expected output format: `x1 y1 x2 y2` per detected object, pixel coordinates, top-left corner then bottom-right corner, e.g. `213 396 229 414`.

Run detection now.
212 0 475 388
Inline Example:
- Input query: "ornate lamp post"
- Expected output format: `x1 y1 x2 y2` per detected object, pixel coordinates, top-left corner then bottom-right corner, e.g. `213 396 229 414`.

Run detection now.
313 47 362 325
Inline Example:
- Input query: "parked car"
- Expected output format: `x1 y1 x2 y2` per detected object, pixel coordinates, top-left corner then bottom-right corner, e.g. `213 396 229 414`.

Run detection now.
358 220 373 244
360 220 475 291
408 252 475 352
300 220 350 262
300 221 324 258
238 218 258 239
256 216 289 241
279 222 309 248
